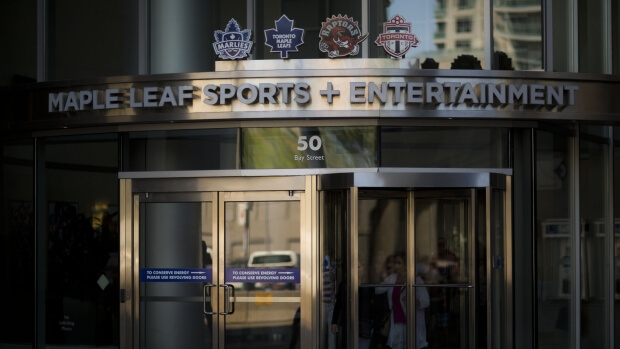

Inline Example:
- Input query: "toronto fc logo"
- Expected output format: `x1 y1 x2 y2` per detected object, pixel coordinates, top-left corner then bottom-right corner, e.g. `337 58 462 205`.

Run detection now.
319 15 368 58
213 18 253 60
375 15 420 58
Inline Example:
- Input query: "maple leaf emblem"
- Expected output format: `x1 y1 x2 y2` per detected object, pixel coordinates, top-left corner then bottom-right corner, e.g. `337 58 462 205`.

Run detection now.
264 15 305 59
215 18 251 42
213 18 253 60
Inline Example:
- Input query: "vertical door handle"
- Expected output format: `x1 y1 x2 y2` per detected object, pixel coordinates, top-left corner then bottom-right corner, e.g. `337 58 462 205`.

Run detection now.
203 284 216 315
219 284 236 315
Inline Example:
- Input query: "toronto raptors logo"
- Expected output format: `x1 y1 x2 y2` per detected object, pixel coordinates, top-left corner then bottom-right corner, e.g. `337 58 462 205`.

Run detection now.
319 15 368 58
375 15 420 58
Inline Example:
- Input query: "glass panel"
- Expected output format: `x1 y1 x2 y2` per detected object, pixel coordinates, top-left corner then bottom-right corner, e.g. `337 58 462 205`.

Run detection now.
255 0 357 60
579 138 607 348
578 0 606 73
381 127 508 168
0 141 34 345
369 0 486 69
536 130 572 348
580 125 607 138
45 134 119 346
242 127 376 169
615 1 620 74
415 193 471 349
551 0 571 72
476 188 489 348
48 0 137 80
0 0 36 86
493 0 542 70
358 192 408 348
490 189 506 348
140 202 213 349
321 190 347 349
224 200 300 349
149 0 246 74
126 129 238 171
615 136 620 349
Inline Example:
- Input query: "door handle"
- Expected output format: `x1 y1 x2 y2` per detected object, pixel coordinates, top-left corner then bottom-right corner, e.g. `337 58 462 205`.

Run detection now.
203 284 216 315
219 284 236 315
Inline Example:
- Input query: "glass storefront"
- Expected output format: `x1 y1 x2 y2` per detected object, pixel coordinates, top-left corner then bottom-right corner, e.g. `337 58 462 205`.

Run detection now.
381 127 508 168
615 127 620 349
48 0 137 81
578 128 608 348
0 140 34 345
126 129 238 171
0 0 36 86
536 129 572 348
44 135 119 346
2 0 620 348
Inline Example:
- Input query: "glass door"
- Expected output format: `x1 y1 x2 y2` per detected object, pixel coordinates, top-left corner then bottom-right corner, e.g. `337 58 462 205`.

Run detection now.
138 192 215 349
125 176 310 349
356 189 480 349
218 191 302 349
322 182 506 349
411 190 478 349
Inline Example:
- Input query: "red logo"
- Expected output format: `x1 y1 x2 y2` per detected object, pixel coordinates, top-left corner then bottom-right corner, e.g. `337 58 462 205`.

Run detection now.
319 15 369 58
375 15 420 58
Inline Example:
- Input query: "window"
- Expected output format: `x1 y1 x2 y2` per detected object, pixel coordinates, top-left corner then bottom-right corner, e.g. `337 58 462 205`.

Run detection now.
458 0 474 9
456 40 472 49
44 134 119 346
457 17 473 33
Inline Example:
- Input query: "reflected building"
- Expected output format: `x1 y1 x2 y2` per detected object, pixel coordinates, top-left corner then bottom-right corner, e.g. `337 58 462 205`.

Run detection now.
433 0 486 68
493 0 542 70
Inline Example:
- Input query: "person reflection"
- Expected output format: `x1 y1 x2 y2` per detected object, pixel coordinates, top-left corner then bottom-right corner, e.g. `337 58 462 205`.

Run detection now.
429 238 460 346
375 251 430 349
432 238 459 283
331 264 374 349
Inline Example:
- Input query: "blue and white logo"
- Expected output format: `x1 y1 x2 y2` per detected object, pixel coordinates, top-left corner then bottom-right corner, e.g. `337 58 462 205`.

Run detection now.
264 15 305 59
213 18 253 60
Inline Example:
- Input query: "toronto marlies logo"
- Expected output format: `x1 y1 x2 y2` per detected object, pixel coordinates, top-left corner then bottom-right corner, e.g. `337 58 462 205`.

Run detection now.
264 15 304 59
319 15 368 58
213 18 253 60
375 15 420 58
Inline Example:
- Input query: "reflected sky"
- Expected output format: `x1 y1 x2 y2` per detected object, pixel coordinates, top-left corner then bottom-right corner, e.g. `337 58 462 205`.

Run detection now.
385 1 436 53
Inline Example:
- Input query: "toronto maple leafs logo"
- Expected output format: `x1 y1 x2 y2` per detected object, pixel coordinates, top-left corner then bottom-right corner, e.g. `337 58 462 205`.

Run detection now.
375 15 420 58
264 15 304 59
319 15 368 58
213 18 253 60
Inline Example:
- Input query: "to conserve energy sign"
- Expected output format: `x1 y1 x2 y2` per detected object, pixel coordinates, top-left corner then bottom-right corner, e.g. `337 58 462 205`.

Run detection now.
140 268 211 282
226 268 300 283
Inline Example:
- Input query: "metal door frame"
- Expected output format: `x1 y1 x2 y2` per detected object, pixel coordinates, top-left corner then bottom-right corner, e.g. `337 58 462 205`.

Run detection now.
318 171 512 349
119 176 316 349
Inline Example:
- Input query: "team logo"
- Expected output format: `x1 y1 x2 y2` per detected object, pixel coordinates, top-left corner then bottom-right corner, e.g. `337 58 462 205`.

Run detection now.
319 15 368 58
213 18 253 60
375 15 420 58
264 15 304 59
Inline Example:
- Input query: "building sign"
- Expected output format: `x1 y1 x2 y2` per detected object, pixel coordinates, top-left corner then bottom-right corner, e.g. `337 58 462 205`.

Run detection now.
213 19 253 60
140 268 211 282
375 15 420 58
319 15 368 58
49 80 579 112
264 15 304 59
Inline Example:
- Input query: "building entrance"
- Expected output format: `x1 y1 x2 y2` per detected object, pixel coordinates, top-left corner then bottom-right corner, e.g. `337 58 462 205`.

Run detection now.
119 176 313 349
119 172 510 349
319 173 510 349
